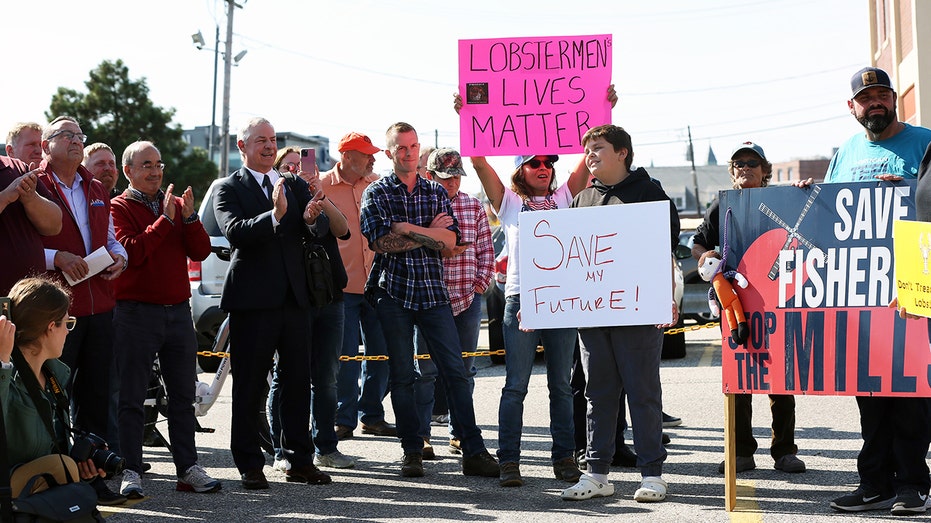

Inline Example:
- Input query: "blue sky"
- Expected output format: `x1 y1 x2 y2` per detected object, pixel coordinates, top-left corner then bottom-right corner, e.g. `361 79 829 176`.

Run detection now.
4 0 870 193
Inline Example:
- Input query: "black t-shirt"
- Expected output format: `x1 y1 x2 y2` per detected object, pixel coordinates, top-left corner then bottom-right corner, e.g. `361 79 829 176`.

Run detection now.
916 143 931 222
692 197 721 250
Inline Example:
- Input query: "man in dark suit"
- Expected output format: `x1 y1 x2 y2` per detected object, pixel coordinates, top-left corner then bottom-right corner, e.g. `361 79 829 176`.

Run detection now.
213 117 330 490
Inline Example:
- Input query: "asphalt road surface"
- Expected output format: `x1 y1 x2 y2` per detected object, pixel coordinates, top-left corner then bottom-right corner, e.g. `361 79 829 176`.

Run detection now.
99 324 886 522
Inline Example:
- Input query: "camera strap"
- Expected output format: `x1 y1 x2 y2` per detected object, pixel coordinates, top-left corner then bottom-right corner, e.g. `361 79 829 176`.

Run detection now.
9 348 68 455
1 353 75 521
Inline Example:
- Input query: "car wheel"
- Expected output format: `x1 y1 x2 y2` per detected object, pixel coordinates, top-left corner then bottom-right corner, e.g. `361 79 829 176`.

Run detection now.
197 352 221 374
196 321 224 373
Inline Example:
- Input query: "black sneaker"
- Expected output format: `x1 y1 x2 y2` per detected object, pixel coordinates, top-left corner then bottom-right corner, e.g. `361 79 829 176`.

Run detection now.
891 489 930 515
661 412 682 428
831 486 896 512
611 444 638 467
462 450 499 477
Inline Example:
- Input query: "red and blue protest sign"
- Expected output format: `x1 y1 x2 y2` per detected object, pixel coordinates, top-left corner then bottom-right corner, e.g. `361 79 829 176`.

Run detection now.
718 180 930 397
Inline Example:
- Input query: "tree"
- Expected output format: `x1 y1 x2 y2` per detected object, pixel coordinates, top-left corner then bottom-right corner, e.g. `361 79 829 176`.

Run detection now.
47 59 217 204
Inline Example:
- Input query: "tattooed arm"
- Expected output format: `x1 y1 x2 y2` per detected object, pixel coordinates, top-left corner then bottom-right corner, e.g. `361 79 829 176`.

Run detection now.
372 214 456 253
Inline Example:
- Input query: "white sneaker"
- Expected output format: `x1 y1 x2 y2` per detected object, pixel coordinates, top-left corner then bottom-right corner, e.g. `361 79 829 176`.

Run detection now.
314 451 356 469
177 464 222 493
273 458 291 472
120 469 144 499
561 474 615 501
634 476 667 502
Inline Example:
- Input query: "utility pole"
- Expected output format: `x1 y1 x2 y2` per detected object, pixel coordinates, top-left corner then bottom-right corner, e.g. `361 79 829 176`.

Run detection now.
688 125 701 216
219 0 240 178
208 25 219 171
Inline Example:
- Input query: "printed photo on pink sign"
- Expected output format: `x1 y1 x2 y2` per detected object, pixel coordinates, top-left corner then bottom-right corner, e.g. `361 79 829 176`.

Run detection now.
458 34 613 157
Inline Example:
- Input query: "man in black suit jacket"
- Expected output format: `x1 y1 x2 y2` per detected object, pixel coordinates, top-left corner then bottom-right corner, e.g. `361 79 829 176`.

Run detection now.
213 117 331 489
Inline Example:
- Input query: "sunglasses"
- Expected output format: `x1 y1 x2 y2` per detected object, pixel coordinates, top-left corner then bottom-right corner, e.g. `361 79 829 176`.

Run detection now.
60 316 77 331
525 159 554 169
732 160 761 169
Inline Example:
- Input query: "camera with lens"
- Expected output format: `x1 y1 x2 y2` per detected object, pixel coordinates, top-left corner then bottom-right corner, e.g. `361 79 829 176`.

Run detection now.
70 430 125 475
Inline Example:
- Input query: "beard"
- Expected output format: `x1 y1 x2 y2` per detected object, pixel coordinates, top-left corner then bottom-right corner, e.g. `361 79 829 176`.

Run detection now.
857 106 896 134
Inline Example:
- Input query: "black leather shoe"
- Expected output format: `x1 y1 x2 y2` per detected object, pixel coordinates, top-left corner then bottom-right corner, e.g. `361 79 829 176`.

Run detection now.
286 464 332 485
335 425 353 440
361 420 397 437
611 444 638 467
401 453 424 477
92 477 127 506
462 450 500 477
241 470 269 490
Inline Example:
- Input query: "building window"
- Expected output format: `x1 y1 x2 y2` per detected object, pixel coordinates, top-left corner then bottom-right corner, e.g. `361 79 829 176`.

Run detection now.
787 167 794 180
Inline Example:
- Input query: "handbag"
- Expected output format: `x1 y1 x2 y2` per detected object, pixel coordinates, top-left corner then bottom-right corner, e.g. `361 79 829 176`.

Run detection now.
10 470 100 522
1 353 104 522
279 171 336 308
302 240 335 308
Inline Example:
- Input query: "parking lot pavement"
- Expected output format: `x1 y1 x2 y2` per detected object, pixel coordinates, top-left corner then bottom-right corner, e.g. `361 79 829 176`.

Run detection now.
101 324 881 522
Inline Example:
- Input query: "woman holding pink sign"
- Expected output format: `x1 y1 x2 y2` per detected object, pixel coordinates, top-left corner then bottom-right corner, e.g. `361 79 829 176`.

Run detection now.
454 85 615 489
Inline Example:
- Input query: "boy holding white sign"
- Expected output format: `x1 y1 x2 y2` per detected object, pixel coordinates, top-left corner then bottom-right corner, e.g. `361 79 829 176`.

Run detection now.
561 124 679 502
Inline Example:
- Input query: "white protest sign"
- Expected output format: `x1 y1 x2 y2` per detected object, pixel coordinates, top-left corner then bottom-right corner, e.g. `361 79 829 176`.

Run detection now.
518 202 672 329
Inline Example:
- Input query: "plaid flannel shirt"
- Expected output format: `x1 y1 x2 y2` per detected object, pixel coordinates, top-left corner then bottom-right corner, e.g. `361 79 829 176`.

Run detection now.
445 191 494 315
360 172 460 310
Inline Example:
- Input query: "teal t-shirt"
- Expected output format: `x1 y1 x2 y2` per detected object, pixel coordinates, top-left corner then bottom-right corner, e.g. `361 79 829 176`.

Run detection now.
825 123 931 182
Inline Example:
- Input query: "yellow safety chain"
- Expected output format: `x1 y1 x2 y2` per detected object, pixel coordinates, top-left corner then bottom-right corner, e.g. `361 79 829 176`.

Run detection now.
663 321 721 336
197 322 722 361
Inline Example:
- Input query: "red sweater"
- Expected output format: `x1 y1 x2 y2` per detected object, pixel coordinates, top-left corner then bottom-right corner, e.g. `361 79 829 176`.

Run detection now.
110 191 211 304
37 163 115 317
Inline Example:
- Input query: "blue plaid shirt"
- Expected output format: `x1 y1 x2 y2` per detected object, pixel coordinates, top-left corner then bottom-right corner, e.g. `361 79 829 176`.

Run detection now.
360 172 459 310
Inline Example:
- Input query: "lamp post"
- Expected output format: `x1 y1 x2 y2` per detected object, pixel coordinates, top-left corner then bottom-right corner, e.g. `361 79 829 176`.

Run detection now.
192 0 244 178
190 29 220 170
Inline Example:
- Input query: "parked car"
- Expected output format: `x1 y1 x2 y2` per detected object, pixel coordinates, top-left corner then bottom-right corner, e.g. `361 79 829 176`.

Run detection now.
678 230 715 324
188 178 230 373
483 225 507 364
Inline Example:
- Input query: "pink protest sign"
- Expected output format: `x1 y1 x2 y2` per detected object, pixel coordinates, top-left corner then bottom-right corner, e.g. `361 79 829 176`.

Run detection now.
458 34 613 157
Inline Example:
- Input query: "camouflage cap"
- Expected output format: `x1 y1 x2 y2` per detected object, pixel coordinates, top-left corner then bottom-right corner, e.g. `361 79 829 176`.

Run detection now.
426 148 467 179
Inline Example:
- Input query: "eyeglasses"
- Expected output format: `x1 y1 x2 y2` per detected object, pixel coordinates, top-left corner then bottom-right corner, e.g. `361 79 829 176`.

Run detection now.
139 161 166 172
732 160 761 169
525 159 554 169
47 130 87 144
59 316 77 331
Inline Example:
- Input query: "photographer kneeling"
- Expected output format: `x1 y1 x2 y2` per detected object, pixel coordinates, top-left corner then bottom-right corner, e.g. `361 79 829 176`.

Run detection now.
1 276 122 512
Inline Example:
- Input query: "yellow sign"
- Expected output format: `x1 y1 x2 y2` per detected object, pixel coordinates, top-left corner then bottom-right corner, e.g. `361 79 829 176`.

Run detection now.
893 219 931 318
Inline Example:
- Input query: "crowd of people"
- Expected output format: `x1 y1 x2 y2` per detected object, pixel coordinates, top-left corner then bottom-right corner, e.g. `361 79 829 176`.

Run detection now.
1 65 931 516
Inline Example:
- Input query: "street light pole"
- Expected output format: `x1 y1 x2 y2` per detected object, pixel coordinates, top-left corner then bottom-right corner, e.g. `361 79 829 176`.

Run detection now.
208 25 219 171
219 0 236 179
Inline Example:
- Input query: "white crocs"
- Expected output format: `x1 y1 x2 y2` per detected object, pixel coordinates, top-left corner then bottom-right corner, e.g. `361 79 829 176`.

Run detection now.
561 474 615 501
634 475 667 502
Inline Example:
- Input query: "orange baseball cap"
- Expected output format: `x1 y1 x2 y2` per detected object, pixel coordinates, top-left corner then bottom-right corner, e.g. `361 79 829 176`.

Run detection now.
338 132 381 155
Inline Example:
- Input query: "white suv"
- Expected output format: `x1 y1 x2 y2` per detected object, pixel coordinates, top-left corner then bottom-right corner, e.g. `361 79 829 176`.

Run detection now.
188 178 230 372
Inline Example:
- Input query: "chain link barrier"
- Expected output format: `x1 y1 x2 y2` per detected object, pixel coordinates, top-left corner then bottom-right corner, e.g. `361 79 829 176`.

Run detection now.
195 321 723 361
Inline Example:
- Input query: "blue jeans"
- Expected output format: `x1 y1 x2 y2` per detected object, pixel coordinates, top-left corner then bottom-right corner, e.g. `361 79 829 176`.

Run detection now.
374 289 486 456
336 293 390 428
269 298 344 458
498 294 577 464
414 294 481 439
114 301 197 476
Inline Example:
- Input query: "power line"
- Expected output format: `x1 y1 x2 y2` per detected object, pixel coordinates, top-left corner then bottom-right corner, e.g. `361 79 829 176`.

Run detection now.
637 114 848 146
